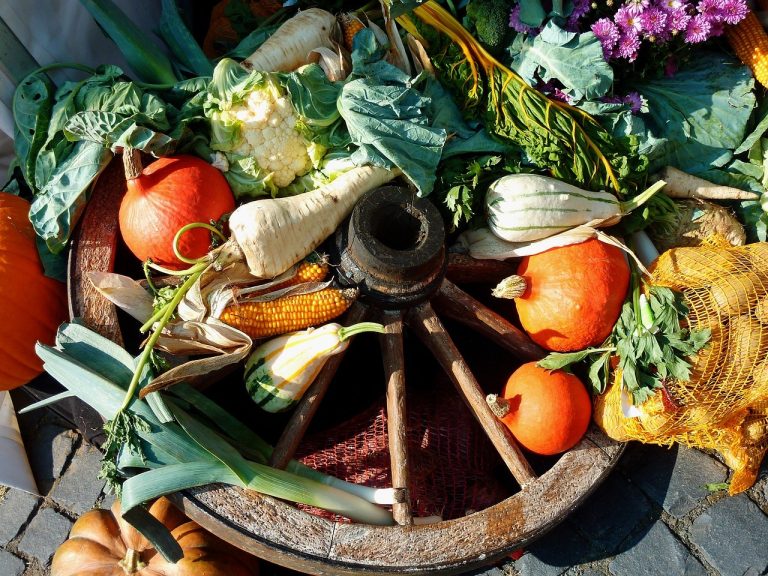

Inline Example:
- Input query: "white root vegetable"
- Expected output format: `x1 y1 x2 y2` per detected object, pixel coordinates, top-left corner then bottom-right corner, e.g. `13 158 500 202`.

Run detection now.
243 8 337 72
654 166 759 201
216 165 400 279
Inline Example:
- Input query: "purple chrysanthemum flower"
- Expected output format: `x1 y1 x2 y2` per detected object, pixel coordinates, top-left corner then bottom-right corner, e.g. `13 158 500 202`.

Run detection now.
667 6 692 31
509 4 535 34
718 0 749 24
616 30 642 60
696 0 722 20
659 0 685 12
708 20 725 35
640 8 668 35
623 92 646 114
625 0 651 14
571 0 593 19
615 5 644 31
685 13 711 42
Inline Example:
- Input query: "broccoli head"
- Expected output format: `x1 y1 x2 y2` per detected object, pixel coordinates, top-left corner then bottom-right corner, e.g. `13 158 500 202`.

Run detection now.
465 0 514 54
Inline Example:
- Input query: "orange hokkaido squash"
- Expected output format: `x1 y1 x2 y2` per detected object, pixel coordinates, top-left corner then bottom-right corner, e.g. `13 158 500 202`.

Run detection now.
496 238 629 352
118 150 235 270
488 362 592 456
51 497 258 576
0 193 68 390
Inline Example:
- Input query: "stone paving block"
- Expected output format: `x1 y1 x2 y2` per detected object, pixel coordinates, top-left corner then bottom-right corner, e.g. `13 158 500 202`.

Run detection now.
17 507 73 565
568 473 652 555
27 424 74 482
625 444 727 518
689 493 768 576
50 443 105 515
514 521 595 576
0 489 41 546
607 521 707 576
0 549 25 576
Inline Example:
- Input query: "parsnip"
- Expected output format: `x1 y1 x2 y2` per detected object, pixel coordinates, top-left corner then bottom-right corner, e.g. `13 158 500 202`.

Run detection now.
243 8 336 72
655 166 759 201
216 165 400 279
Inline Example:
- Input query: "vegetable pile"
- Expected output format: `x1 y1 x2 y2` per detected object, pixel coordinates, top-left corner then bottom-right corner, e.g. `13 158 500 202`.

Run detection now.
5 0 768 559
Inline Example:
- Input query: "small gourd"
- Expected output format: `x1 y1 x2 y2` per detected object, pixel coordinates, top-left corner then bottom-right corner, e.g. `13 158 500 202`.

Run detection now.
485 174 663 242
492 238 629 352
51 497 257 576
245 322 385 412
0 193 68 390
118 149 235 270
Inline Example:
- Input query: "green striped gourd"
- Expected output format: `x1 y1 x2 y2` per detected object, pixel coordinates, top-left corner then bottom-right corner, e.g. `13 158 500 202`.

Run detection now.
485 174 665 243
244 322 385 413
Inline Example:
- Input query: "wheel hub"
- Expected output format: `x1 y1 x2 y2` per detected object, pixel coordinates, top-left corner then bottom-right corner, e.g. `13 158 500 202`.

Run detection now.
332 186 446 309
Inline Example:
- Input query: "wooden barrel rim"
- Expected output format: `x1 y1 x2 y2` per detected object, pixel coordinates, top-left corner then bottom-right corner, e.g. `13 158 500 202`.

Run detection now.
69 158 625 575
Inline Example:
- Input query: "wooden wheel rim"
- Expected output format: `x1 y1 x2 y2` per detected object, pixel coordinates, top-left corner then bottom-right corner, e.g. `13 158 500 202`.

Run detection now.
69 159 625 575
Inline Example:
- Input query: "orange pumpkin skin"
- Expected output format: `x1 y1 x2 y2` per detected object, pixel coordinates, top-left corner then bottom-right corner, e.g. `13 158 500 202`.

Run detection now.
499 362 592 456
51 498 258 576
119 155 235 270
514 238 629 352
0 193 68 390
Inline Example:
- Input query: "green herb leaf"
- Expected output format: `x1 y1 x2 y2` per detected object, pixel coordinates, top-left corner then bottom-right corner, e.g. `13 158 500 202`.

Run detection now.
537 347 614 371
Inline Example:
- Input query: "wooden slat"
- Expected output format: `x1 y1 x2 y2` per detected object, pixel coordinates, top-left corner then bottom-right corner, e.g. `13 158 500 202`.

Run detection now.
379 310 412 525
269 302 369 469
445 253 518 285
432 279 545 362
67 157 125 345
407 301 537 488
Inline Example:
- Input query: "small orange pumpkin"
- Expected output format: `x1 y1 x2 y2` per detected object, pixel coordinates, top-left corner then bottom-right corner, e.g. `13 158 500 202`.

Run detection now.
0 192 68 390
496 238 629 352
51 497 258 576
489 362 592 456
118 151 235 270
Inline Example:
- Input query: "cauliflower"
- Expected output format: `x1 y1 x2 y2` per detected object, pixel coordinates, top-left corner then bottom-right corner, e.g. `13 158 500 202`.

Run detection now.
229 84 312 188
205 58 324 199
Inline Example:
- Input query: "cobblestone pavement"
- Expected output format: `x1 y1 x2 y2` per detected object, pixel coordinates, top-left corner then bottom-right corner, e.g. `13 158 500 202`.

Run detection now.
2 392 767 576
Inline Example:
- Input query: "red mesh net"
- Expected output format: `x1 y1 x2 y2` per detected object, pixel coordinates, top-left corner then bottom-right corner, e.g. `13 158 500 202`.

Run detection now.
296 381 510 521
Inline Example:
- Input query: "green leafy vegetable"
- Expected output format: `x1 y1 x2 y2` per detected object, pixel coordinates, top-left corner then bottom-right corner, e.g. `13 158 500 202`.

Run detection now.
508 22 614 102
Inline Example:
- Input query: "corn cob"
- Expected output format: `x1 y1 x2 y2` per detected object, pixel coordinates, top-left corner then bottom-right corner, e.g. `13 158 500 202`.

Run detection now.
726 10 768 88
219 287 358 339
294 254 329 284
339 12 366 51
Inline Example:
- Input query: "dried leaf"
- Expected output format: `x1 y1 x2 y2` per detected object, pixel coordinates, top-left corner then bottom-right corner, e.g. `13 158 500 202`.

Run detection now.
88 272 155 323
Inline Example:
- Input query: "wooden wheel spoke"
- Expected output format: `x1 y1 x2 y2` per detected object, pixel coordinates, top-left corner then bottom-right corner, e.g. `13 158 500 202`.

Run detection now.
433 279 545 362
378 310 412 525
269 301 370 469
445 253 518 285
407 301 537 488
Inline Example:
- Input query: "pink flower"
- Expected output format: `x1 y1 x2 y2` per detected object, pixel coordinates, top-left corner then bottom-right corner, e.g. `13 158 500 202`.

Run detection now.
685 13 711 42
623 92 646 114
615 5 644 31
625 0 651 14
659 0 686 12
640 8 668 35
696 0 722 20
616 30 642 60
718 0 749 24
592 17 621 57
667 6 692 31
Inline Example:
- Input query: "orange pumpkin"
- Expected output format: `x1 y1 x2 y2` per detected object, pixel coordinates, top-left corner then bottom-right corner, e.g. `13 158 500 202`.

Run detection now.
490 362 592 456
0 192 68 390
500 238 629 352
118 151 235 270
51 498 258 576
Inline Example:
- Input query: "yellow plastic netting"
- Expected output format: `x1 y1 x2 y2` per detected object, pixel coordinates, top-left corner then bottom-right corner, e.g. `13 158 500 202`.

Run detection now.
594 236 768 494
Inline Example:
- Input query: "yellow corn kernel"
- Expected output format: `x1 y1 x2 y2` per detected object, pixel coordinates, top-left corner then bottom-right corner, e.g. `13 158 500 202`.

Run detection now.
339 13 366 51
219 287 357 339
295 255 329 284
726 11 768 88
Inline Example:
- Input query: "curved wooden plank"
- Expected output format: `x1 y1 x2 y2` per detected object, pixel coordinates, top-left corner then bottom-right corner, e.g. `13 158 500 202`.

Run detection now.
67 156 125 345
445 253 518 285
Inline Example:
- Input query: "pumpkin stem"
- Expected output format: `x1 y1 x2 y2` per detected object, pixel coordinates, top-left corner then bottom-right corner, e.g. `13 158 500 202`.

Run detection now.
123 147 143 180
118 548 146 574
486 393 512 418
492 275 527 300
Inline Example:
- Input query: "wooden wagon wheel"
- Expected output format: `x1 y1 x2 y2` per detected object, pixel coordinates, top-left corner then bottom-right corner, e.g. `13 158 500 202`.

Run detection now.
69 159 624 575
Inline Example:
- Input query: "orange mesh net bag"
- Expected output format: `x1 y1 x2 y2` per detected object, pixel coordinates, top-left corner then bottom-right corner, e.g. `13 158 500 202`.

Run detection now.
595 236 768 494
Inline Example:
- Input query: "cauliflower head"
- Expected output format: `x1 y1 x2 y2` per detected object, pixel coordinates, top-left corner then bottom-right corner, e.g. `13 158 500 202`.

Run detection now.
205 58 321 198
